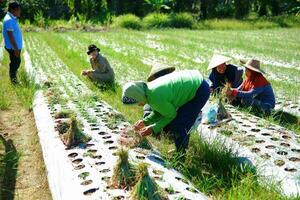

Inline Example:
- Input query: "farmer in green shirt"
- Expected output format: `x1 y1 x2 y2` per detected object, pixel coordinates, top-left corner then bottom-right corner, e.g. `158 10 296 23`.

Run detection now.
122 70 210 151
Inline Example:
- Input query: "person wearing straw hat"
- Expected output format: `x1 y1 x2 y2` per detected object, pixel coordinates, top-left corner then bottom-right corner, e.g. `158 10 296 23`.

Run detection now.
224 59 275 113
82 44 115 84
122 70 210 151
208 54 243 93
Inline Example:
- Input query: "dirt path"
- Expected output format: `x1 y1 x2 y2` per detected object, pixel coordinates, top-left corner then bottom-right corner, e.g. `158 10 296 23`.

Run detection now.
0 101 52 200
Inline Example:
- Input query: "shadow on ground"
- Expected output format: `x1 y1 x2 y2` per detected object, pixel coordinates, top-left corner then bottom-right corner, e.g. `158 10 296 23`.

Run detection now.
0 134 19 200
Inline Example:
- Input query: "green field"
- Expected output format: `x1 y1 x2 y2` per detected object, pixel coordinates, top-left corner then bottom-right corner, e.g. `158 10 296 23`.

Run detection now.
1 28 300 199
25 28 300 121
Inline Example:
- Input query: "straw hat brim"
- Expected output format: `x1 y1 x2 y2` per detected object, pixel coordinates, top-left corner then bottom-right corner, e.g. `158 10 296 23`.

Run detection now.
243 64 266 74
207 55 232 70
147 66 175 82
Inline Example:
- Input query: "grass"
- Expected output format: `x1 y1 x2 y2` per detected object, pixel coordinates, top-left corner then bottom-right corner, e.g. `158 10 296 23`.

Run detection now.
0 49 36 111
4 28 297 199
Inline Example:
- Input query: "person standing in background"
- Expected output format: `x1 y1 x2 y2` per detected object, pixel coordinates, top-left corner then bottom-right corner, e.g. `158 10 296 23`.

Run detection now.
2 1 22 84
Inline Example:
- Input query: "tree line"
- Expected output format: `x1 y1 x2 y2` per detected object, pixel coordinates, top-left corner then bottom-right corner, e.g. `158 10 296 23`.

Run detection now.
0 0 299 22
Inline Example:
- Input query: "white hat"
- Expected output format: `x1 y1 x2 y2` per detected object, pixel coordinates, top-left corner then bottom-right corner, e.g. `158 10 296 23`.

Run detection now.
207 54 232 70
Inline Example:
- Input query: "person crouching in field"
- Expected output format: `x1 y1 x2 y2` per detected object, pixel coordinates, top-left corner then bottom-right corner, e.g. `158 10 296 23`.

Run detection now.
122 70 210 151
208 54 243 93
224 59 275 114
82 44 115 85
2 2 22 84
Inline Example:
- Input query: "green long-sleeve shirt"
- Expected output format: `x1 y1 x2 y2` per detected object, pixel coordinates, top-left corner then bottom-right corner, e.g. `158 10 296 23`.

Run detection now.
143 70 203 134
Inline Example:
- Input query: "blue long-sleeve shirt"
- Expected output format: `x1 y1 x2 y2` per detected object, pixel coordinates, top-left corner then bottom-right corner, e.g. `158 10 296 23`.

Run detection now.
235 84 275 108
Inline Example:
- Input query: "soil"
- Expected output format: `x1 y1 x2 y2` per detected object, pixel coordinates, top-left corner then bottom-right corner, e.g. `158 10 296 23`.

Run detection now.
0 102 52 200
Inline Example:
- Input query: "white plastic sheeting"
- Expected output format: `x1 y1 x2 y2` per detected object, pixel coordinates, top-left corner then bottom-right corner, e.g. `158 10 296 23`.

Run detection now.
197 104 300 197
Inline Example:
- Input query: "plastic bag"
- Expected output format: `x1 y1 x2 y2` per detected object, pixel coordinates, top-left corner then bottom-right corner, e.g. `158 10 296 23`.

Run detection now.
202 104 218 124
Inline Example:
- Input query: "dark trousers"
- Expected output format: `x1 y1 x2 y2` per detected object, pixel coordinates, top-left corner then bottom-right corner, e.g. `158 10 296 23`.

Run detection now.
5 48 21 82
144 80 210 151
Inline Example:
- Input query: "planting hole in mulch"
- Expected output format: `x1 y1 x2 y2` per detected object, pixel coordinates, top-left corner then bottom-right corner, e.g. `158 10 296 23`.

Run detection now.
186 187 198 193
75 164 85 170
265 145 276 149
88 149 97 153
262 133 271 136
105 140 114 144
261 153 271 159
289 157 300 162
90 123 97 127
72 158 83 164
271 137 280 141
153 176 162 180
242 124 251 128
282 135 292 140
251 147 260 153
153 169 164 176
247 135 255 138
280 143 290 147
284 168 297 172
109 146 118 150
256 140 265 144
78 172 90 180
175 177 189 184
165 188 180 194
291 149 300 153
100 169 110 173
102 136 112 139
274 159 285 166
83 188 99 196
81 180 93 186
98 131 108 135
86 143 95 148
136 155 146 160
251 128 261 132
96 161 105 165
93 155 102 159
113 195 125 200
91 127 100 131
68 152 78 158
101 176 111 183
277 151 288 156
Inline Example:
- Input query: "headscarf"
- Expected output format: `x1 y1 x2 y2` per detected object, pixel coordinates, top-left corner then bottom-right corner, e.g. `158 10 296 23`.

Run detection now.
122 81 147 104
241 71 269 91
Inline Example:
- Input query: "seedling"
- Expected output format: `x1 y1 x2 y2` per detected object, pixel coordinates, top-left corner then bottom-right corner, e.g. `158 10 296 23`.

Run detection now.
120 128 152 150
111 149 136 189
59 116 91 148
54 110 73 119
131 163 166 200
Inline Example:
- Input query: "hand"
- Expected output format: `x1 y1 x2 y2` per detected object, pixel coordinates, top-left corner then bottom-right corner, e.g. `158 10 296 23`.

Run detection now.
81 70 87 76
138 126 153 137
14 50 20 57
134 120 145 131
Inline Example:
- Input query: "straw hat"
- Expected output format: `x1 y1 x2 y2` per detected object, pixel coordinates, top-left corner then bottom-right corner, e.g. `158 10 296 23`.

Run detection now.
207 54 232 70
243 59 265 74
147 65 175 82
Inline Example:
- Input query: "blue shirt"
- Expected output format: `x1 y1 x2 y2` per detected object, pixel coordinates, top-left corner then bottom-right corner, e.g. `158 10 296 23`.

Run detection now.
2 12 23 50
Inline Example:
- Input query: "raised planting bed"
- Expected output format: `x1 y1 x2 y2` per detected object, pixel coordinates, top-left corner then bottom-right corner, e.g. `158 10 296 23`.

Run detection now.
197 104 300 197
24 46 209 200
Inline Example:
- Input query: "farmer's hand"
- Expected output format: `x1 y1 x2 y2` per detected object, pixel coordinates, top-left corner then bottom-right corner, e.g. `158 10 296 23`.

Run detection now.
134 120 145 131
14 50 20 57
138 126 153 137
81 70 88 76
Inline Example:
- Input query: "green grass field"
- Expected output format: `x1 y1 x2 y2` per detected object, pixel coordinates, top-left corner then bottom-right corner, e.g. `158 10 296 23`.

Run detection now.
1 28 300 199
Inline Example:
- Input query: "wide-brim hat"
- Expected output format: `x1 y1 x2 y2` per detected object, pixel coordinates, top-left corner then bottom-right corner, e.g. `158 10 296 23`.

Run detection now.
87 44 100 55
242 59 266 74
147 65 175 82
207 54 232 70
